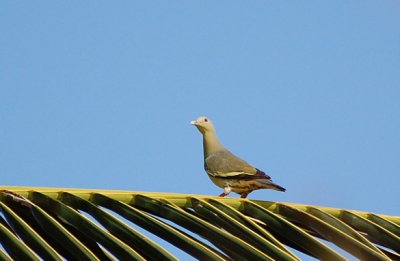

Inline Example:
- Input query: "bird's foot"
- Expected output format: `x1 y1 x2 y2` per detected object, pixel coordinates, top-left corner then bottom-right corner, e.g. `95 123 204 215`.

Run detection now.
219 187 231 197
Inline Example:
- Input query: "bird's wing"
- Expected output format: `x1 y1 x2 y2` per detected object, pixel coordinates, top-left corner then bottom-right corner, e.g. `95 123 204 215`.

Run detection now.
205 150 271 180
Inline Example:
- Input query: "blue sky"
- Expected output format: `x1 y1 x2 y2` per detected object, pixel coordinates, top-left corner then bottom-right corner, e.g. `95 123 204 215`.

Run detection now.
1 0 399 225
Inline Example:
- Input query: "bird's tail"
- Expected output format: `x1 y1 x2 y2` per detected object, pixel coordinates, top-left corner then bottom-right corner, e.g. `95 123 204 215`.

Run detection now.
271 183 286 192
257 179 286 192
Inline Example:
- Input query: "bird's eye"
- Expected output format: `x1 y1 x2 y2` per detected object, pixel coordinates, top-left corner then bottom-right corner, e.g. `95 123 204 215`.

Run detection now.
204 118 208 122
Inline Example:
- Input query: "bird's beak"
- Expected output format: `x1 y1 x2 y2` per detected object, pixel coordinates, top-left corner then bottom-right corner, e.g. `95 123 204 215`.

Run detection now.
190 120 197 125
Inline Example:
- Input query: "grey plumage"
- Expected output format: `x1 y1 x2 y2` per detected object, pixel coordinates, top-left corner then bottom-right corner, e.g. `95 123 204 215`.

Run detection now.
191 116 286 198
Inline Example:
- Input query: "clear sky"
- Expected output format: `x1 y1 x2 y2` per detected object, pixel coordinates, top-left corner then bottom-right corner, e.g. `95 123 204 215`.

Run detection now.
1 0 399 226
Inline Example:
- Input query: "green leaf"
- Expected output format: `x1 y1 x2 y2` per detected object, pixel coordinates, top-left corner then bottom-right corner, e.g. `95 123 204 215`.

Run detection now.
241 201 347 260
91 193 227 260
1 187 399 260
0 202 63 261
133 194 273 260
59 192 177 261
340 211 400 253
30 191 146 260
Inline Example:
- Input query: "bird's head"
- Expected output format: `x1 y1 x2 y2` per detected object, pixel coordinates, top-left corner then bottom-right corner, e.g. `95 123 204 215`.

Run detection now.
191 116 215 134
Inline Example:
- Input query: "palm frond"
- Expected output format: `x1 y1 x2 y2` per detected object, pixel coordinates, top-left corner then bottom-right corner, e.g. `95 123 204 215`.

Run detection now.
0 187 399 260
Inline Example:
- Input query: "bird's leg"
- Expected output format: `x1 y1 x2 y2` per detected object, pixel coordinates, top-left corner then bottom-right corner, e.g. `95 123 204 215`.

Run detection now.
219 187 231 197
240 191 250 198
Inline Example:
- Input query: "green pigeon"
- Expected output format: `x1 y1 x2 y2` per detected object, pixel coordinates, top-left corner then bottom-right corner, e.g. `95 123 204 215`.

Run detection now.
191 116 286 198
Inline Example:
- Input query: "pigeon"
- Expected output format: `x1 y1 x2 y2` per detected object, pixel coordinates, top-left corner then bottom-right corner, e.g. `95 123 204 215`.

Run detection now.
191 116 286 198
